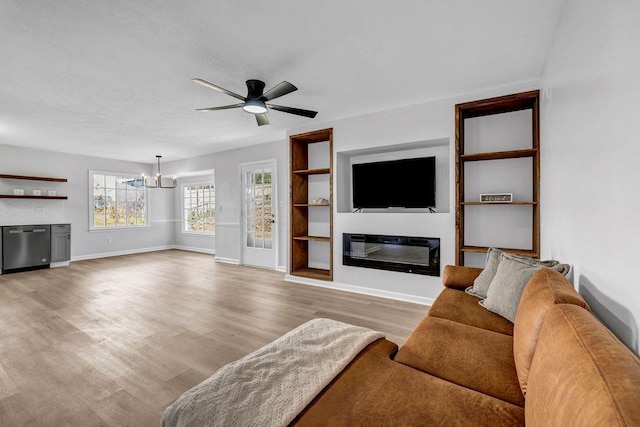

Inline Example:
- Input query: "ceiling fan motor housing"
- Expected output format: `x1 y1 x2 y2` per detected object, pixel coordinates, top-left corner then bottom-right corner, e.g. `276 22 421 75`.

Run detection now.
246 79 266 99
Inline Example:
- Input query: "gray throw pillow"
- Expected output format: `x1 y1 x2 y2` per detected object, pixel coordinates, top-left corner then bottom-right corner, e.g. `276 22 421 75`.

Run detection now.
465 247 503 299
480 255 542 322
465 248 565 299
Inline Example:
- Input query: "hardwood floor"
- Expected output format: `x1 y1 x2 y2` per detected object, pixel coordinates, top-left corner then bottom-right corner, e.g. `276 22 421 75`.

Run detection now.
0 250 429 426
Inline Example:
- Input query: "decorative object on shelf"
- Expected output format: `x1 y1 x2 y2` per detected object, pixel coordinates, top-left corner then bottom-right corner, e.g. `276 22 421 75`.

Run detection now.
479 193 513 203
13 189 24 195
32 189 42 196
47 190 57 196
142 155 176 189
311 197 329 205
192 78 318 127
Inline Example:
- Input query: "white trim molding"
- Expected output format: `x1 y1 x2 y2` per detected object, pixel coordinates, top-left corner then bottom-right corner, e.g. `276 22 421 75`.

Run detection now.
173 245 215 255
71 245 175 261
214 257 240 265
284 275 434 306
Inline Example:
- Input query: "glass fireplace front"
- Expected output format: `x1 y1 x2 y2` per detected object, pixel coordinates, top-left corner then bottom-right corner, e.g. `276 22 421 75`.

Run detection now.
342 233 440 276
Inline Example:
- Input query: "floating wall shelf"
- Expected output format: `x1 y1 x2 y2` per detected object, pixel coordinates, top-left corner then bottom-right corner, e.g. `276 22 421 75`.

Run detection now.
0 173 68 200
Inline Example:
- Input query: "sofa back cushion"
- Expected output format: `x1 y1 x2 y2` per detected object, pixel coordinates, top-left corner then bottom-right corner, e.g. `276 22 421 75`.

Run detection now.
513 268 590 395
525 304 640 426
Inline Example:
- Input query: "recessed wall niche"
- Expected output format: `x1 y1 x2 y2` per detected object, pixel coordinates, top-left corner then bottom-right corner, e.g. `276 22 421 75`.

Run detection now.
336 138 450 213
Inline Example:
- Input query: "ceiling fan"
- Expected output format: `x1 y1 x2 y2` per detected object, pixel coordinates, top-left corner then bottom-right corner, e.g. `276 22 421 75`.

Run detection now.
192 78 318 126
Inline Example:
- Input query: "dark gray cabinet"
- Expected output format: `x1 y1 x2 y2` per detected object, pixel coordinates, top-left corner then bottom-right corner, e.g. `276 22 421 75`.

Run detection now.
51 224 71 262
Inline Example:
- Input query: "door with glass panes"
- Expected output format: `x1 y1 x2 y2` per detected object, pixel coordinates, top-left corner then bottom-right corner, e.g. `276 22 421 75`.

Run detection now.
241 161 277 269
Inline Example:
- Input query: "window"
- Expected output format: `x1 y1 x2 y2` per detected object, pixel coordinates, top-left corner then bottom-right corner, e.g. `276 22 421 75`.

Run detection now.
183 184 215 234
90 171 147 229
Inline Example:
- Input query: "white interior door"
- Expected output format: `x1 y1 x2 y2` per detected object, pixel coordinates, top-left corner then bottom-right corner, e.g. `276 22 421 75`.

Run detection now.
241 161 277 269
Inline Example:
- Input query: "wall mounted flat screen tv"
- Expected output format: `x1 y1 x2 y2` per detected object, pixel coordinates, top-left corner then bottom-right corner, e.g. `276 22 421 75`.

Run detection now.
352 156 436 209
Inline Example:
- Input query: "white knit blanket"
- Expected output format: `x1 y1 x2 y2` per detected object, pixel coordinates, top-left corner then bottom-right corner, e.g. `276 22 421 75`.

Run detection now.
162 318 384 427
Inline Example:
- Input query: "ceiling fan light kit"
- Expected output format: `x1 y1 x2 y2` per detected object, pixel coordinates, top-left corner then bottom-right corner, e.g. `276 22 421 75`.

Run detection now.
192 78 318 126
242 99 267 114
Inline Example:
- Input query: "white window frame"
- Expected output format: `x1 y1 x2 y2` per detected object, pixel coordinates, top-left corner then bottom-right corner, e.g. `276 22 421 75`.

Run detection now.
89 170 149 231
182 182 216 235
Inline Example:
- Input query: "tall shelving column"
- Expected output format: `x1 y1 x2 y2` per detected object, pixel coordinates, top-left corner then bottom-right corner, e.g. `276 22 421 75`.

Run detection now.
289 128 333 281
455 90 540 266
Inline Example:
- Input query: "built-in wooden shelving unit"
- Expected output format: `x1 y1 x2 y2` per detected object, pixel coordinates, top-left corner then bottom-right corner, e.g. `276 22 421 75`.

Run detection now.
455 90 540 266
290 128 333 281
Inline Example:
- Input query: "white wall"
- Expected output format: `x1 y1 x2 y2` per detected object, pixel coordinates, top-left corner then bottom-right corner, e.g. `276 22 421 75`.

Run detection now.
162 140 288 268
540 0 640 353
0 144 174 259
287 80 539 303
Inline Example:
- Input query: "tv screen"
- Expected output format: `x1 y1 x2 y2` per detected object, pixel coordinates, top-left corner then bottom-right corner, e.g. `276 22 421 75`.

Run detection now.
352 157 436 209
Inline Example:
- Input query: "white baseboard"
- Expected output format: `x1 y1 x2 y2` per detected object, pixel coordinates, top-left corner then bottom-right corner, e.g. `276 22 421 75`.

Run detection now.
284 274 433 306
50 261 70 268
71 245 175 261
173 245 215 255
276 265 287 272
214 257 240 265
71 245 217 262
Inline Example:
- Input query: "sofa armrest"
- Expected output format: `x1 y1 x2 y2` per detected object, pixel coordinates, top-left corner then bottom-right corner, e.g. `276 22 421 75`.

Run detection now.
442 265 483 290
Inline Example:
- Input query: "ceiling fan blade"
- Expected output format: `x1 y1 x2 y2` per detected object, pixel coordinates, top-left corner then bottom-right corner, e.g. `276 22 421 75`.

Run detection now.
192 78 246 101
196 103 244 112
267 104 318 118
255 113 270 126
263 81 297 101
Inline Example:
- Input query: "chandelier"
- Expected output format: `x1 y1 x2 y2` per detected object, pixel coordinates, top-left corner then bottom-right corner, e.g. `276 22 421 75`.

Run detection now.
142 155 176 189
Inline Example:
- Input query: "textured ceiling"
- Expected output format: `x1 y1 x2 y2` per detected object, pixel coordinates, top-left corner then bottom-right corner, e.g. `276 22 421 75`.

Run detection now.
0 1 565 163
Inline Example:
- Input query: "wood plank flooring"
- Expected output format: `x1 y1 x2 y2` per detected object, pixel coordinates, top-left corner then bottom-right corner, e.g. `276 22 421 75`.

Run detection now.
0 250 429 426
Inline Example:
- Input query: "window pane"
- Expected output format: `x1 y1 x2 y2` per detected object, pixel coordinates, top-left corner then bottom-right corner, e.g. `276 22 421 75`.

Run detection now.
93 174 105 189
105 175 116 188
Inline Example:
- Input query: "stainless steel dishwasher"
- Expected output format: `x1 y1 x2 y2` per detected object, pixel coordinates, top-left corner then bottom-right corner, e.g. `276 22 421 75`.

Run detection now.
2 225 51 272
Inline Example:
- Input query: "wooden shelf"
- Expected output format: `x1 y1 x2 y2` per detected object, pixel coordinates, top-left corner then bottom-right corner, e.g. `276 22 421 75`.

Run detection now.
0 174 67 182
293 168 330 175
293 203 331 207
455 90 540 118
0 195 68 200
290 268 332 281
462 201 537 206
292 235 330 242
461 245 538 257
460 148 537 162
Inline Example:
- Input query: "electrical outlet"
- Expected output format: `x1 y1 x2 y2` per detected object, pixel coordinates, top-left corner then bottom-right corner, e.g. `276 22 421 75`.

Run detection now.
107 236 112 243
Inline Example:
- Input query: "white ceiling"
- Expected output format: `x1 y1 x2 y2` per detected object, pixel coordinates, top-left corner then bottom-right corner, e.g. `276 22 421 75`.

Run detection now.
0 1 565 164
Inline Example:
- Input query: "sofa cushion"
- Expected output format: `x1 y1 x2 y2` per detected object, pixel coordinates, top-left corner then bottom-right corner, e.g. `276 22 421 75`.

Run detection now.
395 316 524 407
480 255 542 322
466 248 566 299
429 288 514 335
292 338 525 426
525 305 640 426
513 268 590 395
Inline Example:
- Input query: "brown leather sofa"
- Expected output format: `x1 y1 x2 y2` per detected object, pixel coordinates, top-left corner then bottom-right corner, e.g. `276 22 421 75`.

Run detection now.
291 266 640 426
